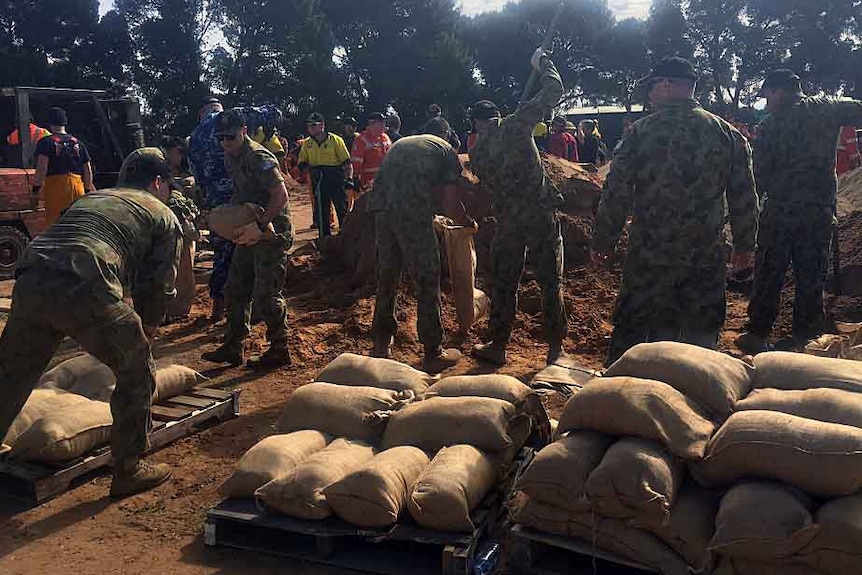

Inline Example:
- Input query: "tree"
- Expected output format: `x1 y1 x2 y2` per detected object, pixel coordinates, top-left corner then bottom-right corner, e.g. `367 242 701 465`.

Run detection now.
646 0 693 60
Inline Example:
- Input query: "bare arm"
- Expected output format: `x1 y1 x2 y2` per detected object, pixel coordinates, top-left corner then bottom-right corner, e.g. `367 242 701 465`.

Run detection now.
33 155 49 187
260 179 289 227
82 161 96 192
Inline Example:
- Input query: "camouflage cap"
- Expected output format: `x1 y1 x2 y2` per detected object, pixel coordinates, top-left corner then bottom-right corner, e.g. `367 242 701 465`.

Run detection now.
119 147 178 190
758 69 802 97
213 109 246 136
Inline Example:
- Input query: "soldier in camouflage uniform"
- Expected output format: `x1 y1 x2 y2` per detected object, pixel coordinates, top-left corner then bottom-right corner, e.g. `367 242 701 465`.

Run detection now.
0 153 182 497
737 69 862 353
369 134 474 373
592 57 759 366
468 48 568 367
189 98 235 321
201 110 294 369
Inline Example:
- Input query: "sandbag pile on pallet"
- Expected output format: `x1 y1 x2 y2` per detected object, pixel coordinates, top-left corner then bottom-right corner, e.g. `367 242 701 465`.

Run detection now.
2 355 204 463
220 353 542 532
512 343 862 575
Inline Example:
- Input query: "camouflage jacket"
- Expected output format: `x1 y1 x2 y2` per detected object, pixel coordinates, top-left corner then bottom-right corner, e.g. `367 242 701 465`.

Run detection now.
468 61 564 218
368 134 463 221
755 95 862 216
593 99 758 266
226 137 292 244
18 189 182 327
189 113 233 208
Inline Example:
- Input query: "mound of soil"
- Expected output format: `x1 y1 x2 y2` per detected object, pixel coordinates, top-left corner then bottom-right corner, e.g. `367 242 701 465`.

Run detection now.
837 167 862 217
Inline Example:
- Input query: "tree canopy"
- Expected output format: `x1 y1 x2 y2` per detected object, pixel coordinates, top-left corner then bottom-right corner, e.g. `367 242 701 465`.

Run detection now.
2 0 859 137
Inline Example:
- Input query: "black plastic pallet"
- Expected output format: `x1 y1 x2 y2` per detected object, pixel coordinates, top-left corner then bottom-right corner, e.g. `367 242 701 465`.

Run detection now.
0 387 241 506
204 446 535 575
508 524 659 575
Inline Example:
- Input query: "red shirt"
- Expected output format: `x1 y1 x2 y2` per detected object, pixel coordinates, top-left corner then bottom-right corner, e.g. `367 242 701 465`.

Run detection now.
350 131 391 187
547 131 579 162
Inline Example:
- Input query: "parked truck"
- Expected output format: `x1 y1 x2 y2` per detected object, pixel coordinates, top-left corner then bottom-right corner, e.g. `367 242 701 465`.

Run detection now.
0 87 144 279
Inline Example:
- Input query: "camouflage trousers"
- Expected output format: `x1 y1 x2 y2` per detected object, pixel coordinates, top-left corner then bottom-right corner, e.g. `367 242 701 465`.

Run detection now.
489 210 567 346
372 214 443 353
607 254 725 366
747 207 834 340
223 240 289 353
208 234 235 303
0 267 155 464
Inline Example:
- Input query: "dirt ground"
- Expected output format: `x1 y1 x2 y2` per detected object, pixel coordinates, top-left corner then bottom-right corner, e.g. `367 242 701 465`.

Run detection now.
0 187 859 574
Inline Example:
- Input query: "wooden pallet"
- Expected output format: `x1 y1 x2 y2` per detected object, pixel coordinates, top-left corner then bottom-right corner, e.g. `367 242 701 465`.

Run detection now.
204 446 535 575
508 525 659 575
0 387 240 505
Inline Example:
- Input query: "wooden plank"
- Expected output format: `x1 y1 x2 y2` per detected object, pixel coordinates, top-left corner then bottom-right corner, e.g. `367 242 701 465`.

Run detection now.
151 405 192 421
189 388 232 400
165 395 213 409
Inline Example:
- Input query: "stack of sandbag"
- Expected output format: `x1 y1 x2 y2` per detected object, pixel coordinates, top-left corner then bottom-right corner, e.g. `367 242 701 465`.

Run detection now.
37 353 204 403
221 355 537 533
513 342 755 574
688 351 862 573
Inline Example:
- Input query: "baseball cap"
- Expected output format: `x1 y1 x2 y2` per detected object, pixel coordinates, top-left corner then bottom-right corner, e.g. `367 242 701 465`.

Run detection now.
758 69 802 97
637 56 699 86
552 115 567 126
367 112 387 122
213 109 245 136
306 112 325 124
470 100 501 121
47 107 68 126
337 115 358 126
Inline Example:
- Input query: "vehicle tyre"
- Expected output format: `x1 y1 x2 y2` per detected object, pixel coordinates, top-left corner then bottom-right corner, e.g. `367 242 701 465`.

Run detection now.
0 225 29 280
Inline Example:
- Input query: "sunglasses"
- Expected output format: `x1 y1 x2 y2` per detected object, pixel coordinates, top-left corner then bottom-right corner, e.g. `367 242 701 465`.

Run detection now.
216 133 239 142
307 122 323 127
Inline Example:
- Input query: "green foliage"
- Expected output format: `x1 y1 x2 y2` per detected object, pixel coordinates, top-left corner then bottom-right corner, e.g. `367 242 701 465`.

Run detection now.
1 0 859 138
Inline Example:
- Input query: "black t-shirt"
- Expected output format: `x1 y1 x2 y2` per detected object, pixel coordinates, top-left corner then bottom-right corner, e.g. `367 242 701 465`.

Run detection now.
34 134 91 176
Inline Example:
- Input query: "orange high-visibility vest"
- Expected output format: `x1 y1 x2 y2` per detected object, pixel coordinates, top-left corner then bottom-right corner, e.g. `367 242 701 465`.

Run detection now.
350 131 391 187
7 123 51 146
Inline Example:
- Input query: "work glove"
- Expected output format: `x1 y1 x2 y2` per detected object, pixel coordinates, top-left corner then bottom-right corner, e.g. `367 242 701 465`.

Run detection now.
531 47 549 71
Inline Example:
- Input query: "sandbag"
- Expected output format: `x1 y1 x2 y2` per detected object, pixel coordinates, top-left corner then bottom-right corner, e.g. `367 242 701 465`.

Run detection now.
567 511 690 575
434 218 489 334
315 353 432 394
219 431 331 498
255 438 376 519
798 493 862 574
152 365 205 403
753 351 862 393
168 239 196 318
276 382 413 440
11 400 113 462
208 202 262 241
709 481 819 562
3 389 90 447
692 410 862 497
408 445 498 532
558 377 716 460
426 374 533 405
635 481 719 573
736 387 862 428
517 432 613 511
585 438 685 526
323 446 431 527
37 353 115 392
604 342 753 420
512 499 689 575
381 396 530 454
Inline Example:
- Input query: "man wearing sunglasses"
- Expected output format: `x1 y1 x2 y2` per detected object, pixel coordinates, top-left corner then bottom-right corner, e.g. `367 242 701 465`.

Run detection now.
297 112 354 237
592 56 758 365
202 110 294 370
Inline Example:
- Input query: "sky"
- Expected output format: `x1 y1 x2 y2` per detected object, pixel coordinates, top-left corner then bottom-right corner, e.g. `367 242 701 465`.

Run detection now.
99 0 651 20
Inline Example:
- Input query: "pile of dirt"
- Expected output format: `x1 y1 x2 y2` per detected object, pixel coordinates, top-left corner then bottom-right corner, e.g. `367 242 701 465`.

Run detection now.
837 167 862 217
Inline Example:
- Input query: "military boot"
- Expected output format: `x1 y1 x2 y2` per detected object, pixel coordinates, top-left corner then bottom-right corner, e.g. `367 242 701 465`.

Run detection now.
248 347 292 371
735 331 771 356
371 335 394 359
110 460 172 498
423 347 462 374
547 341 571 365
472 341 507 366
201 344 244 366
